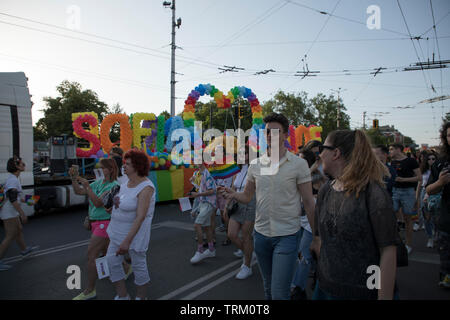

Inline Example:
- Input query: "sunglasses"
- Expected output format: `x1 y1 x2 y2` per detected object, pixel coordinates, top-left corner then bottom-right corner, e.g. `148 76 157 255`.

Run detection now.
428 157 436 161
319 145 336 153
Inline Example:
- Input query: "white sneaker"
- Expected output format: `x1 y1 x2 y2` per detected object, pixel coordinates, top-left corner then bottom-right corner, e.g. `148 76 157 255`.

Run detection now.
114 295 130 300
190 251 204 264
233 249 244 258
406 245 412 255
427 239 434 248
413 223 420 232
236 264 252 280
200 249 216 259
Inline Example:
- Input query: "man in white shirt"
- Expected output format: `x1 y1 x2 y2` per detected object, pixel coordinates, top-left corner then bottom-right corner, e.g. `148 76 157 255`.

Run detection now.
220 113 315 300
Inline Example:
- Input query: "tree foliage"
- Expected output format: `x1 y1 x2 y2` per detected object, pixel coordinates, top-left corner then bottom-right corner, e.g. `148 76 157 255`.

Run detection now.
34 81 109 140
261 90 350 140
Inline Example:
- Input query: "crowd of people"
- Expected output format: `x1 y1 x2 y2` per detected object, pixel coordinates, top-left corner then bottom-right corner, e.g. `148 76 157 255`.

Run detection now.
0 114 449 300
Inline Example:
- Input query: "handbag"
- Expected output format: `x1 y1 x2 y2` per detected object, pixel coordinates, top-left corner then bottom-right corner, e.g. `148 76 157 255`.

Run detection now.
427 193 442 212
227 169 248 217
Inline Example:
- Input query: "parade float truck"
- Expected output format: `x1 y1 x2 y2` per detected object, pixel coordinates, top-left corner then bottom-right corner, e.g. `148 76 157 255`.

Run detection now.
0 72 323 216
0 72 88 216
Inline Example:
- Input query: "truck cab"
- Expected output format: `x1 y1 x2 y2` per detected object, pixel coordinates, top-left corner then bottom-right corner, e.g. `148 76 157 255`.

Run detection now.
0 72 88 216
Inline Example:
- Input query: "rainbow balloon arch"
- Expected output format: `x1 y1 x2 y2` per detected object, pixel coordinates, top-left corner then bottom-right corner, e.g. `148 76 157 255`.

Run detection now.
71 84 323 202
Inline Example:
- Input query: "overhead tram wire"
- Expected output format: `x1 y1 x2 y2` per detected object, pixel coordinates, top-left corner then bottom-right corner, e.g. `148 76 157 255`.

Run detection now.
429 0 446 118
284 0 410 37
177 0 288 72
281 0 341 92
0 17 224 72
397 0 438 129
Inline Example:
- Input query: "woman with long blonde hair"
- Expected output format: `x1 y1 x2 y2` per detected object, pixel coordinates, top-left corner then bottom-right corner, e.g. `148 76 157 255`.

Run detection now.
310 129 400 300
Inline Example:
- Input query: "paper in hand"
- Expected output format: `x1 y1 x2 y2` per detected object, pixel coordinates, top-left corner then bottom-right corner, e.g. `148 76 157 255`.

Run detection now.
179 197 192 212
95 256 110 279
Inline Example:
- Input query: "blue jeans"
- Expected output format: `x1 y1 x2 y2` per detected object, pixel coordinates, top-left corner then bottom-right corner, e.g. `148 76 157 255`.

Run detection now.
253 229 300 300
292 227 313 290
392 187 416 215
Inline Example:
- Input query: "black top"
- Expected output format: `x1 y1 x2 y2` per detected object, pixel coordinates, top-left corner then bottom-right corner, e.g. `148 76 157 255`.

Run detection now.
426 158 450 234
314 181 401 299
391 157 419 189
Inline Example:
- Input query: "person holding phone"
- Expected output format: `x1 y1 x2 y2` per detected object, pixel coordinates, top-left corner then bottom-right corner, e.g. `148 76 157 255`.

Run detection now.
72 158 121 300
426 121 450 288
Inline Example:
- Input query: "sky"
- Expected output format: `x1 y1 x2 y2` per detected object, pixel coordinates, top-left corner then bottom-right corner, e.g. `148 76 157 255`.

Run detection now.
0 0 449 147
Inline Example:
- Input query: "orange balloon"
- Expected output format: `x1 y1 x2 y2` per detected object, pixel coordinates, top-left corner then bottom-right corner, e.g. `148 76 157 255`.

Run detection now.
100 113 132 154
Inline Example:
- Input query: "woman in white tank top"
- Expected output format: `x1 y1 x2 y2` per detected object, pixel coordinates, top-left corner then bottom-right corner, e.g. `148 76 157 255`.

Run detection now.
106 150 155 300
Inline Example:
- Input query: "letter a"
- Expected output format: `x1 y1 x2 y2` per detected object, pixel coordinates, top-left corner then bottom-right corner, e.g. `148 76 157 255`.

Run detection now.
66 265 81 290
366 265 381 290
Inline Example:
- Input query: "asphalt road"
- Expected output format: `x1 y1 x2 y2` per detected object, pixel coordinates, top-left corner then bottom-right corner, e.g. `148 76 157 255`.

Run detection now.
0 202 449 300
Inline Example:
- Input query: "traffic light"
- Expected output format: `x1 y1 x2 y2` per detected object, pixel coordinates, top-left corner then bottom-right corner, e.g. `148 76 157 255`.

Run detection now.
373 119 379 129
238 105 244 119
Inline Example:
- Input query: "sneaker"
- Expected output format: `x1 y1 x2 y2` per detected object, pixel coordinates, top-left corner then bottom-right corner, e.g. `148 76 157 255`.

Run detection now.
200 248 216 259
124 265 133 280
236 264 252 280
438 274 450 289
426 239 434 248
73 290 97 300
291 286 307 300
406 245 412 255
114 295 130 300
190 251 204 264
233 249 244 258
21 245 40 259
0 260 12 271
413 223 420 232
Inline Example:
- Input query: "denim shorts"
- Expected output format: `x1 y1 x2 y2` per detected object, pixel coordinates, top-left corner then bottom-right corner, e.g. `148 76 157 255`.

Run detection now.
392 187 416 215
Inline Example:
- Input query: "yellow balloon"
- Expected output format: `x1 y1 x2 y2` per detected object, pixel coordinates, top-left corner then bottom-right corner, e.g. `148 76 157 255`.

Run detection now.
159 158 166 166
169 165 176 171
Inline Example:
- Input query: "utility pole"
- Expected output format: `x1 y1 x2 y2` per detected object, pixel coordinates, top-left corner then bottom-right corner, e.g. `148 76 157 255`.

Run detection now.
331 87 347 129
363 111 367 130
163 1 181 117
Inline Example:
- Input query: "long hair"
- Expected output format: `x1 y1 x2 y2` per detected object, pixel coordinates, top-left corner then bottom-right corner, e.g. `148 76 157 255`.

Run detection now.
419 152 436 174
99 158 119 181
439 121 450 160
327 130 388 198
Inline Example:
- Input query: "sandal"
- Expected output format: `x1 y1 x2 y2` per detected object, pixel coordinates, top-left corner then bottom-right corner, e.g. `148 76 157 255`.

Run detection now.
222 239 232 246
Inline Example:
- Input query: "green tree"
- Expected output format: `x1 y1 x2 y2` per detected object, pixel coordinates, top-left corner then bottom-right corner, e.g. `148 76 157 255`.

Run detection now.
159 110 171 120
107 103 124 143
310 93 350 139
261 91 316 127
194 100 253 132
34 81 109 141
365 128 389 146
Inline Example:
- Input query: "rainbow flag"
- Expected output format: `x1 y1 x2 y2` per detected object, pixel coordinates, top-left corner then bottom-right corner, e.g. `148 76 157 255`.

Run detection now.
208 163 240 180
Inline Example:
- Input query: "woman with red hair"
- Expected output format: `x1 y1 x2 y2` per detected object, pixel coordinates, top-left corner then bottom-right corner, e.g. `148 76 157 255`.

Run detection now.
106 149 156 300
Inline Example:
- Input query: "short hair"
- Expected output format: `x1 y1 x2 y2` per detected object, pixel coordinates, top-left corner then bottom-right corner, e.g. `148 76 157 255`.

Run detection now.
375 145 389 154
299 149 316 168
123 149 149 177
7 155 22 173
99 158 119 181
110 146 124 157
303 140 323 152
389 143 404 151
263 113 289 133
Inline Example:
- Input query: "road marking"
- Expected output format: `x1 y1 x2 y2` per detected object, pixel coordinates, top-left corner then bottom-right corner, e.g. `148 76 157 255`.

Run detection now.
3 223 162 264
180 260 258 300
157 259 243 300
